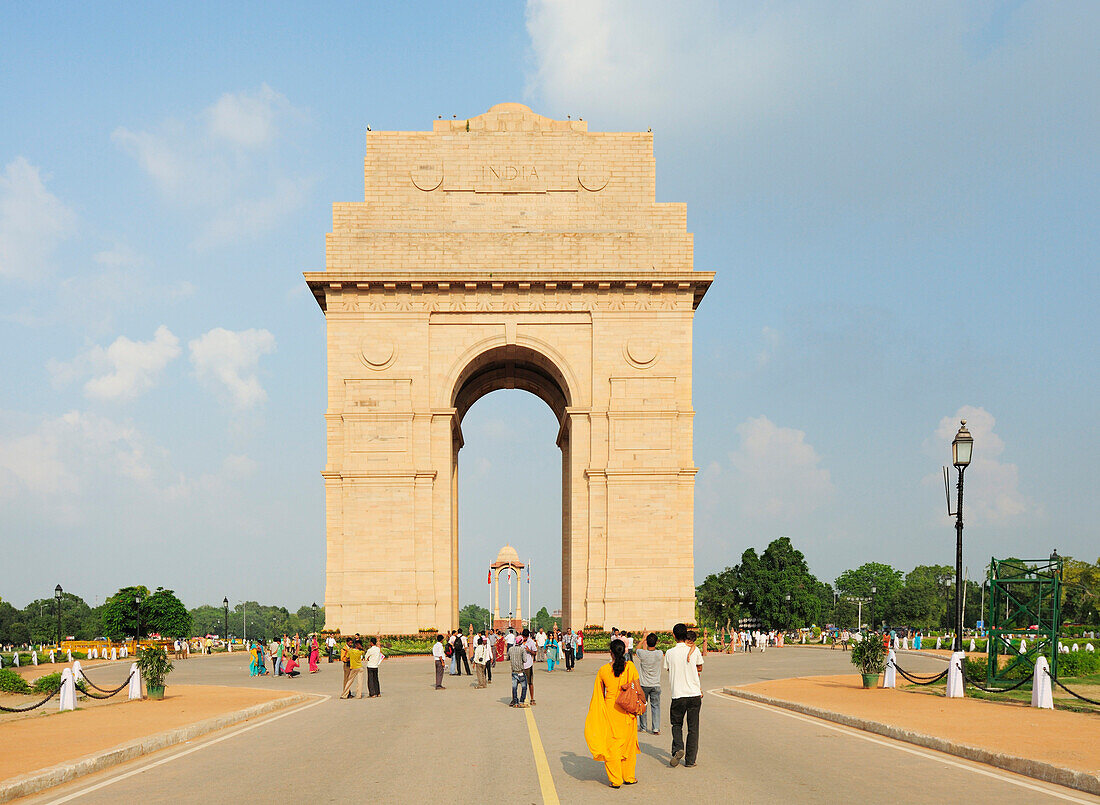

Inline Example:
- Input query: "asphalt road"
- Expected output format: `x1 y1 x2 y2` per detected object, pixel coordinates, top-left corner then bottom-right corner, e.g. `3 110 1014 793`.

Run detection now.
22 647 1098 804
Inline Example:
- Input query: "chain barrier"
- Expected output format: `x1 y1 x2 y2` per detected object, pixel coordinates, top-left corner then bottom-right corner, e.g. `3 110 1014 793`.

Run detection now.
960 666 1033 693
0 689 58 713
892 664 948 686
1044 669 1100 706
78 672 135 700
81 671 134 696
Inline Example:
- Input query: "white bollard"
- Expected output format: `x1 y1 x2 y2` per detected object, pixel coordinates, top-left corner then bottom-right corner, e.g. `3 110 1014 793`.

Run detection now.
936 637 942 650
902 636 909 650
120 646 127 658
111 647 118 661
1071 643 1079 652
946 651 965 698
49 650 56 663
1087 643 1095 652
127 662 142 700
72 660 84 684
1031 656 1054 709
0 655 4 668
59 668 76 711
67 649 72 662
882 649 897 688
969 638 976 652
32 650 38 665
13 652 18 667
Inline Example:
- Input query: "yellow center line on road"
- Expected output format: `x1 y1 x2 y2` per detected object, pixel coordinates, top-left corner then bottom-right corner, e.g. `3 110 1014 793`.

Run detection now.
524 706 561 805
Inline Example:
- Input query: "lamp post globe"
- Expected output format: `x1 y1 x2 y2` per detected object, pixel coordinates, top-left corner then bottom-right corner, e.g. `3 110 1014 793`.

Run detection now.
223 597 229 645
949 420 974 652
134 592 143 642
54 584 63 646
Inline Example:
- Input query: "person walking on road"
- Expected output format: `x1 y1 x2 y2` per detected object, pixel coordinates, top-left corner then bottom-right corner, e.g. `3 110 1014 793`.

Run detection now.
432 634 447 689
665 622 703 768
473 635 490 688
584 638 640 789
508 636 528 706
635 632 664 735
562 628 576 671
522 628 538 705
309 636 320 674
364 637 384 697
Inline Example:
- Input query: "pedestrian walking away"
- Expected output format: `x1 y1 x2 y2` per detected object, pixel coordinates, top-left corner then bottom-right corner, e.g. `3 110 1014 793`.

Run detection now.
522 628 538 705
508 637 528 706
584 638 640 788
664 623 703 768
473 635 490 688
634 631 664 735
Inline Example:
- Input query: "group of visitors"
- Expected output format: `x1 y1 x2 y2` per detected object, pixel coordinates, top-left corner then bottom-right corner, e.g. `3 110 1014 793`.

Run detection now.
246 634 321 678
584 623 704 788
338 636 385 699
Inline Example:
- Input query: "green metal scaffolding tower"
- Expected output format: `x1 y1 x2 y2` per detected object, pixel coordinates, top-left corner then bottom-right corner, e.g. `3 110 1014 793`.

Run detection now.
986 554 1062 687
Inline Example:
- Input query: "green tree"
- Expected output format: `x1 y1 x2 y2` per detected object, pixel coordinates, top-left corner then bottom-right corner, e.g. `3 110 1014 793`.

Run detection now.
101 586 151 640
892 564 953 629
20 593 96 643
1063 557 1100 625
697 538 826 630
459 603 491 632
835 562 903 627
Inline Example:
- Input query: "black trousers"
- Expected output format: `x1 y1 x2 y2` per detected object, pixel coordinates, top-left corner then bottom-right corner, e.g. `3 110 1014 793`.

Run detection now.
670 695 702 765
486 659 492 682
455 648 471 675
367 667 380 696
564 647 575 669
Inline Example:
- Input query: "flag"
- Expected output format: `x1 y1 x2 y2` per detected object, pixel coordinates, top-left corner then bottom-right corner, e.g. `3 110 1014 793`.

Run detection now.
526 562 530 583
487 568 492 585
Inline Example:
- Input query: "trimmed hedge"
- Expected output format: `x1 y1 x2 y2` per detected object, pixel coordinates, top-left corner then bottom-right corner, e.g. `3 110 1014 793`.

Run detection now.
0 668 30 693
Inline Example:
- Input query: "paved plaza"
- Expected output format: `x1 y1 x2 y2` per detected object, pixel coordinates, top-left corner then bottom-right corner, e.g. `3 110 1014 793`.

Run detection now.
17 648 1097 804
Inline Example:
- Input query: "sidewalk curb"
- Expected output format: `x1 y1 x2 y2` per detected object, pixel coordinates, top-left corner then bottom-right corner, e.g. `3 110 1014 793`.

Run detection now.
0 693 314 803
721 687 1100 796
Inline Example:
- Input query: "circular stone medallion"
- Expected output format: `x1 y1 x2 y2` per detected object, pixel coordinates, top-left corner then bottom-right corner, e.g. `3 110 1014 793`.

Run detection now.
411 161 443 191
361 338 396 370
624 337 659 369
578 162 611 192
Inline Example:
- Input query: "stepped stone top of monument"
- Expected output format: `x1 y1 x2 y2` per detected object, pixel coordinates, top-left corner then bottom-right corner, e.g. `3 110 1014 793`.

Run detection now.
432 102 589 133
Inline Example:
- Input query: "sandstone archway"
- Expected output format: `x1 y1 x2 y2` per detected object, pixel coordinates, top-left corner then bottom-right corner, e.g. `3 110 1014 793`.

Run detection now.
306 103 713 633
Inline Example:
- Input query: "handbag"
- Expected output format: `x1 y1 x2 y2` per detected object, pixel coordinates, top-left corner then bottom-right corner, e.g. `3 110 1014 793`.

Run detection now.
615 677 647 716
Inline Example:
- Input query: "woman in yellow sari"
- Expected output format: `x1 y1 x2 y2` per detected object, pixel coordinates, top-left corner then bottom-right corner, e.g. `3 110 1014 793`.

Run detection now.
584 639 640 788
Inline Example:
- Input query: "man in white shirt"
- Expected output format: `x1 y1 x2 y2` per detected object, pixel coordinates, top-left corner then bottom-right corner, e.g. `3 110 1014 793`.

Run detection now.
663 623 703 768
325 634 337 662
364 637 385 697
432 634 446 689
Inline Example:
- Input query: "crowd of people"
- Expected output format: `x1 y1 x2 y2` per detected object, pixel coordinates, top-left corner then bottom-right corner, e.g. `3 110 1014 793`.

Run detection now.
246 633 321 678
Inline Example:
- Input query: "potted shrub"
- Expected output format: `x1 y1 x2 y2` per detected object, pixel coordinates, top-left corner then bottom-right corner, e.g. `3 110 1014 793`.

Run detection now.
850 632 887 688
136 645 174 700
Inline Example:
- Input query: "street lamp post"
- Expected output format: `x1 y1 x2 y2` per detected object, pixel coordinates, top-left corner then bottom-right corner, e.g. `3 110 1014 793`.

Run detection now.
785 593 791 629
223 597 229 645
312 602 318 635
870 586 876 631
54 584 63 646
134 592 143 643
949 420 973 652
272 614 276 641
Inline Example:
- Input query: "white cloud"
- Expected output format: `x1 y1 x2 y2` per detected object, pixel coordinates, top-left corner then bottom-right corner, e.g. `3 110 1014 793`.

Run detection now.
927 406 1029 522
0 157 78 279
188 327 276 409
701 415 835 523
93 244 143 268
112 85 308 248
525 2 1099 223
0 410 154 502
51 325 181 400
204 84 288 147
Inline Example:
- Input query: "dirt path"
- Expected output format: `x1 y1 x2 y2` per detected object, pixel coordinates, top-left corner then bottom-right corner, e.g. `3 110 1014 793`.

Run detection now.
0 685 295 782
736 674 1100 775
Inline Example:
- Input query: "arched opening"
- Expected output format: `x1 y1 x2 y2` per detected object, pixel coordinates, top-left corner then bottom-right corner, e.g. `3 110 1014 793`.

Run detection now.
450 345 572 630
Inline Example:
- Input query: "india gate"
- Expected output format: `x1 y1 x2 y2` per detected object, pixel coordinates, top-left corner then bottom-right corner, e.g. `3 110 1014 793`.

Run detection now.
305 103 713 634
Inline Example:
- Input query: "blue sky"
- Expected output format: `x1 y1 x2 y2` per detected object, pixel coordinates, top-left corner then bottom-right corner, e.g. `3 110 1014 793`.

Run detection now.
1 2 1096 614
